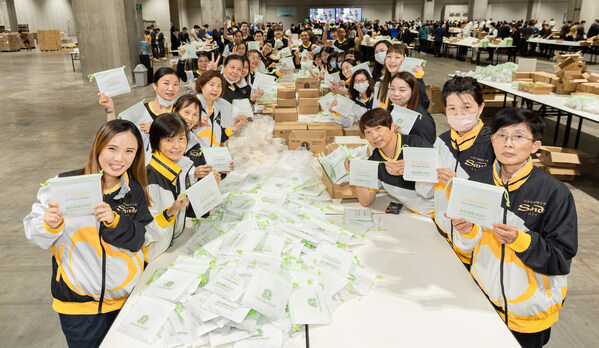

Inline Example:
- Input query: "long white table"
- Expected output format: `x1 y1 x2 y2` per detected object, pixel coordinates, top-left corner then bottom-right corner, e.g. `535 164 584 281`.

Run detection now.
526 38 599 64
478 80 599 148
101 190 519 347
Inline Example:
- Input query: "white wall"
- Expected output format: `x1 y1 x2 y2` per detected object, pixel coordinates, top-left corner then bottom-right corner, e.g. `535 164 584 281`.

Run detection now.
487 1 528 22
403 4 422 21
140 0 171 32
0 0 76 34
536 1 568 23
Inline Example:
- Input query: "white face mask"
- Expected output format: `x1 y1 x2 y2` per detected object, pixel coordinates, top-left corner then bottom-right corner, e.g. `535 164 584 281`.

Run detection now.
375 51 386 65
157 93 175 107
447 112 479 133
353 82 369 93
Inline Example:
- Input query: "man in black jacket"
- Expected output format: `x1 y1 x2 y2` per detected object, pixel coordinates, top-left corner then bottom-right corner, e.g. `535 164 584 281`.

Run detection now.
588 19 599 38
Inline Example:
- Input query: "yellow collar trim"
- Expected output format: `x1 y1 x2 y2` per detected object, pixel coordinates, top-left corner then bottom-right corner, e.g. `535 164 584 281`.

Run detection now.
103 171 129 195
450 120 484 151
302 43 311 49
379 133 402 161
150 151 181 184
148 102 173 117
492 159 533 191
338 38 347 44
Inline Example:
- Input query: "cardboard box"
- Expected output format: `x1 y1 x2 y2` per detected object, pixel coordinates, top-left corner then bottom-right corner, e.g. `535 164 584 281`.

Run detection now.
321 167 356 199
298 105 320 114
554 83 570 95
288 130 326 154
0 33 21 51
298 97 319 107
297 88 320 98
37 29 61 50
321 87 331 95
326 136 370 155
514 78 534 83
539 146 582 168
512 72 531 81
483 94 518 107
587 73 599 82
276 98 297 107
426 85 444 114
274 107 298 122
295 77 319 90
277 88 296 99
274 122 308 143
518 82 553 94
541 166 580 181
561 72 588 92
343 125 364 137
307 122 343 144
261 106 274 115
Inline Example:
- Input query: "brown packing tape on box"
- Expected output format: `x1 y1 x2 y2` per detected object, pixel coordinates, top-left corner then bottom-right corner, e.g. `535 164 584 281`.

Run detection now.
274 107 298 122
298 89 320 98
273 122 308 143
288 130 327 154
277 98 297 107
539 146 582 168
277 88 296 99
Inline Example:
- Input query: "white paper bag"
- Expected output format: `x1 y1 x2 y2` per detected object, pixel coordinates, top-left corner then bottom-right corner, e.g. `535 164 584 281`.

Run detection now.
247 41 260 51
144 268 198 302
48 173 103 218
118 101 152 163
252 72 275 94
278 47 292 58
181 44 198 60
242 267 293 322
446 177 505 227
204 293 251 324
202 146 233 172
332 95 356 116
232 98 254 119
117 294 176 343
324 72 341 88
185 173 224 217
350 61 372 77
349 159 380 190
398 57 426 75
313 241 354 276
204 262 246 302
288 284 332 325
402 147 438 183
254 14 264 23
318 92 335 112
391 106 421 134
343 207 373 221
92 66 131 97
280 56 294 69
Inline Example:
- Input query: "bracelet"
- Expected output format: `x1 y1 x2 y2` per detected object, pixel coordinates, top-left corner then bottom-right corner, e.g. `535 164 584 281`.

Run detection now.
105 108 115 114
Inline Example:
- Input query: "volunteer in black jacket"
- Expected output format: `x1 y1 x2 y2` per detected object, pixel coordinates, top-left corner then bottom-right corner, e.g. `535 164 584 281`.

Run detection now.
450 108 577 348
345 108 434 214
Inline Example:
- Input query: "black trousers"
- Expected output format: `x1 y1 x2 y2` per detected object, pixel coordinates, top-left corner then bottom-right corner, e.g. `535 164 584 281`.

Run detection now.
59 311 120 348
419 38 427 52
512 327 551 348
151 44 159 59
434 41 442 57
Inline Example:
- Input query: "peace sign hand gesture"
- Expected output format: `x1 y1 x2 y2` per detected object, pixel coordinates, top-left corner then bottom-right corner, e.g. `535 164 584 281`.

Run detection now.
207 52 221 71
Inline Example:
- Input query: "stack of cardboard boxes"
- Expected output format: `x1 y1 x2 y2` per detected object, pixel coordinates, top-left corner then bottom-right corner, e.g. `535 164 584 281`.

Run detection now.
37 30 61 51
425 85 445 113
0 33 21 51
319 136 370 199
534 146 583 181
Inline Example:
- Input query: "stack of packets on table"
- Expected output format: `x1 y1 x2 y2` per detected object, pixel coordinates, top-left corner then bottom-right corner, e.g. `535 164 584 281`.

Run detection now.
454 62 518 83
118 169 382 347
317 145 369 185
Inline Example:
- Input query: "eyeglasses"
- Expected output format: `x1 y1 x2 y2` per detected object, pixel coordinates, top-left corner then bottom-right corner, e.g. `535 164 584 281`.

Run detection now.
492 133 535 144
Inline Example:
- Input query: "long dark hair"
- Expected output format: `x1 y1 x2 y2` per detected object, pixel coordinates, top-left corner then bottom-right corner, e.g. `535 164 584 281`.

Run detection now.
387 72 419 112
372 40 391 81
377 44 409 102
349 70 375 101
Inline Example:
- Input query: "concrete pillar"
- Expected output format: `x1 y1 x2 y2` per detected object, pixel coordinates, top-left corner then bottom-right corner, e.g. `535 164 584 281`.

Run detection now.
169 0 180 29
5 0 18 32
201 0 226 28
259 0 266 22
469 0 488 21
72 0 143 81
527 0 541 21
422 0 435 22
234 0 249 24
249 0 260 24
566 0 582 22
394 0 404 21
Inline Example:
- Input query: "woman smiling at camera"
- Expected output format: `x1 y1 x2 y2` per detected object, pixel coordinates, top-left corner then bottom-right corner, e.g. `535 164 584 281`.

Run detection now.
449 108 577 348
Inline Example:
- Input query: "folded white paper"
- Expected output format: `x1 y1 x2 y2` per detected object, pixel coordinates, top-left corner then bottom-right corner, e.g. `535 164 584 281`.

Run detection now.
185 173 224 217
202 146 233 173
391 106 421 135
446 177 505 227
242 267 293 322
324 72 341 88
48 173 103 218
318 92 336 112
144 268 198 302
402 147 438 183
92 66 131 97
232 98 254 119
288 284 332 325
252 72 275 94
349 159 380 190
332 95 356 116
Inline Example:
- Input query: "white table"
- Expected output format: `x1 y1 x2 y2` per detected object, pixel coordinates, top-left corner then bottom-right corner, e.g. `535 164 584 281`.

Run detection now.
527 38 598 64
101 191 519 347
478 80 599 148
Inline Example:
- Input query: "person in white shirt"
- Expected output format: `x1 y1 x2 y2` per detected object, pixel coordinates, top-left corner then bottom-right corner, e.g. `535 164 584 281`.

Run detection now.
463 21 473 37
486 22 499 61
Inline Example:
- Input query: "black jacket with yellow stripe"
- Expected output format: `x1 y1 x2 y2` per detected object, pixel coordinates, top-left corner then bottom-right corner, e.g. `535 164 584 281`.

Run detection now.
23 170 152 315
454 160 578 333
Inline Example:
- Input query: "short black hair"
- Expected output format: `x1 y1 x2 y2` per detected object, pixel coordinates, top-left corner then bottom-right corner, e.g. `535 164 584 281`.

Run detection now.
359 108 393 133
197 51 211 59
492 108 545 141
153 67 178 84
149 113 189 151
194 25 200 29
441 76 484 106
173 94 201 115
182 27 187 30
224 54 245 67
